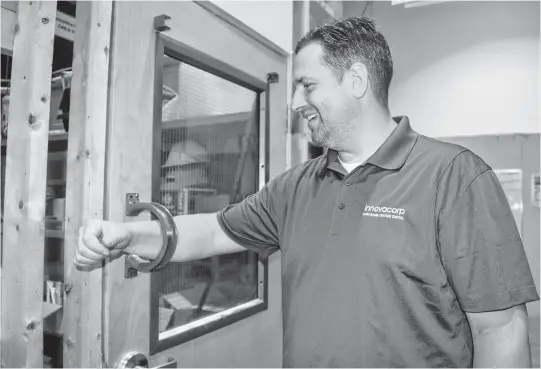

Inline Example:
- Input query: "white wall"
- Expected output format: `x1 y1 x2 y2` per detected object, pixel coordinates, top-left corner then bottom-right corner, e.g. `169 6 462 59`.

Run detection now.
345 1 540 138
211 1 294 53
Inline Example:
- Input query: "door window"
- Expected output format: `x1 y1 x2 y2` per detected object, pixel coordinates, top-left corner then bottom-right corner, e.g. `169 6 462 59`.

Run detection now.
150 39 268 352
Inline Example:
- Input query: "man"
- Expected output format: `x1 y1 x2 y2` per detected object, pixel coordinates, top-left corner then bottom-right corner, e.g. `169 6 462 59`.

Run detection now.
75 17 538 367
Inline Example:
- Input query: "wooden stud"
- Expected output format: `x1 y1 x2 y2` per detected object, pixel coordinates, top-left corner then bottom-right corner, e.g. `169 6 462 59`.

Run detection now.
1 1 57 367
104 3 155 365
62 1 112 367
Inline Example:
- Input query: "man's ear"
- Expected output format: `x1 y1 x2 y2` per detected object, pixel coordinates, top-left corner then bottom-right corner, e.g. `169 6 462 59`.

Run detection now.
349 62 369 99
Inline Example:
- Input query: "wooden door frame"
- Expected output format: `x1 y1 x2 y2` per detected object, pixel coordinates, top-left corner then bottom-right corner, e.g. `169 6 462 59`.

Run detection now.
62 2 113 368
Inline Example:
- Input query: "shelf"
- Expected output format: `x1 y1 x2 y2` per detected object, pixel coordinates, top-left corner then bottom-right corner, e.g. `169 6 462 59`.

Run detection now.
45 230 64 239
162 112 251 130
47 179 65 185
1 132 68 147
43 301 63 337
43 301 63 319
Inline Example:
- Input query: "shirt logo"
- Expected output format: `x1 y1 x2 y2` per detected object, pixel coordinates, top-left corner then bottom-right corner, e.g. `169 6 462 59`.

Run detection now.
363 204 406 220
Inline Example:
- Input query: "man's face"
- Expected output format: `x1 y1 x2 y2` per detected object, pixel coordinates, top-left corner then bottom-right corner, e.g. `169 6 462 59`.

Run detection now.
292 42 358 150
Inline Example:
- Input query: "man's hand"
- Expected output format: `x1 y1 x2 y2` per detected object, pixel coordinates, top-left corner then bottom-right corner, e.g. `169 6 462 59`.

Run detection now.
74 219 132 270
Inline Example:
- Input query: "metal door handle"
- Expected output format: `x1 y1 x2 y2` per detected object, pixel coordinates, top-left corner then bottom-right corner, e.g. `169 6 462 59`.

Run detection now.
118 352 176 369
124 193 177 275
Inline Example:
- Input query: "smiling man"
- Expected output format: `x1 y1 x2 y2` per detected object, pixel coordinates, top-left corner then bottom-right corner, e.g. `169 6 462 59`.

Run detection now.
75 17 538 367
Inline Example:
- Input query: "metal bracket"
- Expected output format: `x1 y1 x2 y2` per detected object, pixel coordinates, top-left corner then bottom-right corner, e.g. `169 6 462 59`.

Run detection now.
154 14 171 32
267 72 279 84
124 193 178 279
125 193 140 279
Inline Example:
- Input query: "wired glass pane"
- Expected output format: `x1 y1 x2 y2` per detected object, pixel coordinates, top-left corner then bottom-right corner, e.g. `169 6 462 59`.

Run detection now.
156 55 260 332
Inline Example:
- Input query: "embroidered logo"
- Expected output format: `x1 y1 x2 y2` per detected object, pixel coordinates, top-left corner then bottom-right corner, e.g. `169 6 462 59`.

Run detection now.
363 204 406 220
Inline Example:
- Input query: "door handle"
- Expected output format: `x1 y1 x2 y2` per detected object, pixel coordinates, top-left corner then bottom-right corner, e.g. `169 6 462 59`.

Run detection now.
124 193 178 277
118 352 177 369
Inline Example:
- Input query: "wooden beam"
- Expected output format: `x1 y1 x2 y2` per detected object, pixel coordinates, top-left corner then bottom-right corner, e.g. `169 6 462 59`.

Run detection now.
63 1 112 367
62 1 112 367
1 1 57 367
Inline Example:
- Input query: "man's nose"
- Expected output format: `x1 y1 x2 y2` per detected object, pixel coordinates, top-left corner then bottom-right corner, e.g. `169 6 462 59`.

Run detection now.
290 88 306 113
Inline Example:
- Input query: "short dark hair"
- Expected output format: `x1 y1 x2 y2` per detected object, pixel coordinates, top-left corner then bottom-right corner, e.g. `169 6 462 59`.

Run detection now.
295 17 393 107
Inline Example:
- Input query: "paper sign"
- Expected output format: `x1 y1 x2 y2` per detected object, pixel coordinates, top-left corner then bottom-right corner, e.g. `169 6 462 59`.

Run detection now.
493 169 523 236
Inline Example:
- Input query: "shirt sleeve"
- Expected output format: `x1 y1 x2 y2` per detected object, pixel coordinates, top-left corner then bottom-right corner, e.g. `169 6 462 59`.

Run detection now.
216 177 283 259
437 154 539 313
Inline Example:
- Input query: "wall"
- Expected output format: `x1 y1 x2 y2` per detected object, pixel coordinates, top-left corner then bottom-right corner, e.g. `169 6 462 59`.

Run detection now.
440 134 540 318
345 1 539 138
211 1 294 53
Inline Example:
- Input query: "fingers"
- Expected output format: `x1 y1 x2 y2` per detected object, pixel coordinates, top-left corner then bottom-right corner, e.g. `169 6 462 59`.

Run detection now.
74 221 109 268
73 257 102 271
80 220 111 256
74 220 131 271
73 258 106 272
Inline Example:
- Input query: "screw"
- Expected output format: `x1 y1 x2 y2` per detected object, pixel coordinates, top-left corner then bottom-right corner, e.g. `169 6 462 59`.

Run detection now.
41 96 48 103
28 114 36 125
64 283 72 294
26 321 36 331
41 17 49 24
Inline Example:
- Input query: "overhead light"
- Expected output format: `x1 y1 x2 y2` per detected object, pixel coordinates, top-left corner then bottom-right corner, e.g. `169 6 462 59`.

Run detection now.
391 0 455 8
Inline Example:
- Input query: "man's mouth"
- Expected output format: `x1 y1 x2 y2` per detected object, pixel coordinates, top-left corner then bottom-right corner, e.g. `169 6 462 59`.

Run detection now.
306 113 319 123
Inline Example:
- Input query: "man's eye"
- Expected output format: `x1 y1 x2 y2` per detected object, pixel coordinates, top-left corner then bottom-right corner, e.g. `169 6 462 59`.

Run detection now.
304 84 315 91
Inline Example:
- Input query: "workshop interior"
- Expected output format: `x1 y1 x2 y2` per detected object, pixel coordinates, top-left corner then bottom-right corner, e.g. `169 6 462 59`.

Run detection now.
0 1 539 367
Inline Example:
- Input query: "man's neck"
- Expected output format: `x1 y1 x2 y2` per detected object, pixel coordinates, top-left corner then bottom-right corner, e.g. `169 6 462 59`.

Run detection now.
338 109 397 164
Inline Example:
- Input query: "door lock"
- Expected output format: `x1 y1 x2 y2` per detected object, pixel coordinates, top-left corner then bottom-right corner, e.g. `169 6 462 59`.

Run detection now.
118 352 176 369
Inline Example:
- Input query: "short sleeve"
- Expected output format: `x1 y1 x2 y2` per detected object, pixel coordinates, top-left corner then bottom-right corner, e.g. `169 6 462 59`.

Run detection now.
216 177 283 259
437 155 539 313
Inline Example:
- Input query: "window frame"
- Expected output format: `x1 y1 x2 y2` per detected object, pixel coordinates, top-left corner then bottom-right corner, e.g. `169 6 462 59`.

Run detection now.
149 32 270 354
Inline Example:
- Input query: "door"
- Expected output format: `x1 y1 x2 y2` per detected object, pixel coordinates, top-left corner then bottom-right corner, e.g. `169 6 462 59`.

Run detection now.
104 1 287 368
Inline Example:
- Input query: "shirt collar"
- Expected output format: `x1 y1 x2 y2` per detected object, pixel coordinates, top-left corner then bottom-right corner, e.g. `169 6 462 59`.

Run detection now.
318 116 418 176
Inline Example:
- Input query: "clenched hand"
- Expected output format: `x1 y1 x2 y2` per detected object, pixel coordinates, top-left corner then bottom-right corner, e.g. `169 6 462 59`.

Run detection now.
74 219 132 270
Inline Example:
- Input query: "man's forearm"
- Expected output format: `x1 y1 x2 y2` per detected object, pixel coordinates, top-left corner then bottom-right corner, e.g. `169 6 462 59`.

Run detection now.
123 212 244 262
472 313 532 368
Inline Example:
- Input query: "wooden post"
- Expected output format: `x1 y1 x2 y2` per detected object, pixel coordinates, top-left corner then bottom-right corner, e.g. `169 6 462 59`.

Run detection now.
1 1 57 367
63 1 112 367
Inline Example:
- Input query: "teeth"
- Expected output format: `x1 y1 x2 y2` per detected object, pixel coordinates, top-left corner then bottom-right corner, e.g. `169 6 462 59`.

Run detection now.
307 114 318 121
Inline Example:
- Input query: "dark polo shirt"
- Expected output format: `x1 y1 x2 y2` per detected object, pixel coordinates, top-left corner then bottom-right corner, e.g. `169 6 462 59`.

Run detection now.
217 116 539 367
